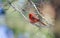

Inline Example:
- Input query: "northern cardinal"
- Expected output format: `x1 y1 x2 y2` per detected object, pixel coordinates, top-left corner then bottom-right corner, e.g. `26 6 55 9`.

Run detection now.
29 13 40 23
29 13 46 26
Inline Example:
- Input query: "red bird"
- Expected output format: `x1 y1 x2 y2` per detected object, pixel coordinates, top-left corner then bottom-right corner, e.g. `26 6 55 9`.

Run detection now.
29 13 46 26
29 13 40 23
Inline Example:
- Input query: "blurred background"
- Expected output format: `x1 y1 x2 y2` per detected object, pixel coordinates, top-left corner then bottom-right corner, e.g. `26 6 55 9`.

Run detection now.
0 0 60 38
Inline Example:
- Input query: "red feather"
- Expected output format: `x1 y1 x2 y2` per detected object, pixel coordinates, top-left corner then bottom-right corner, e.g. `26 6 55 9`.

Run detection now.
29 13 46 26
29 13 39 23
